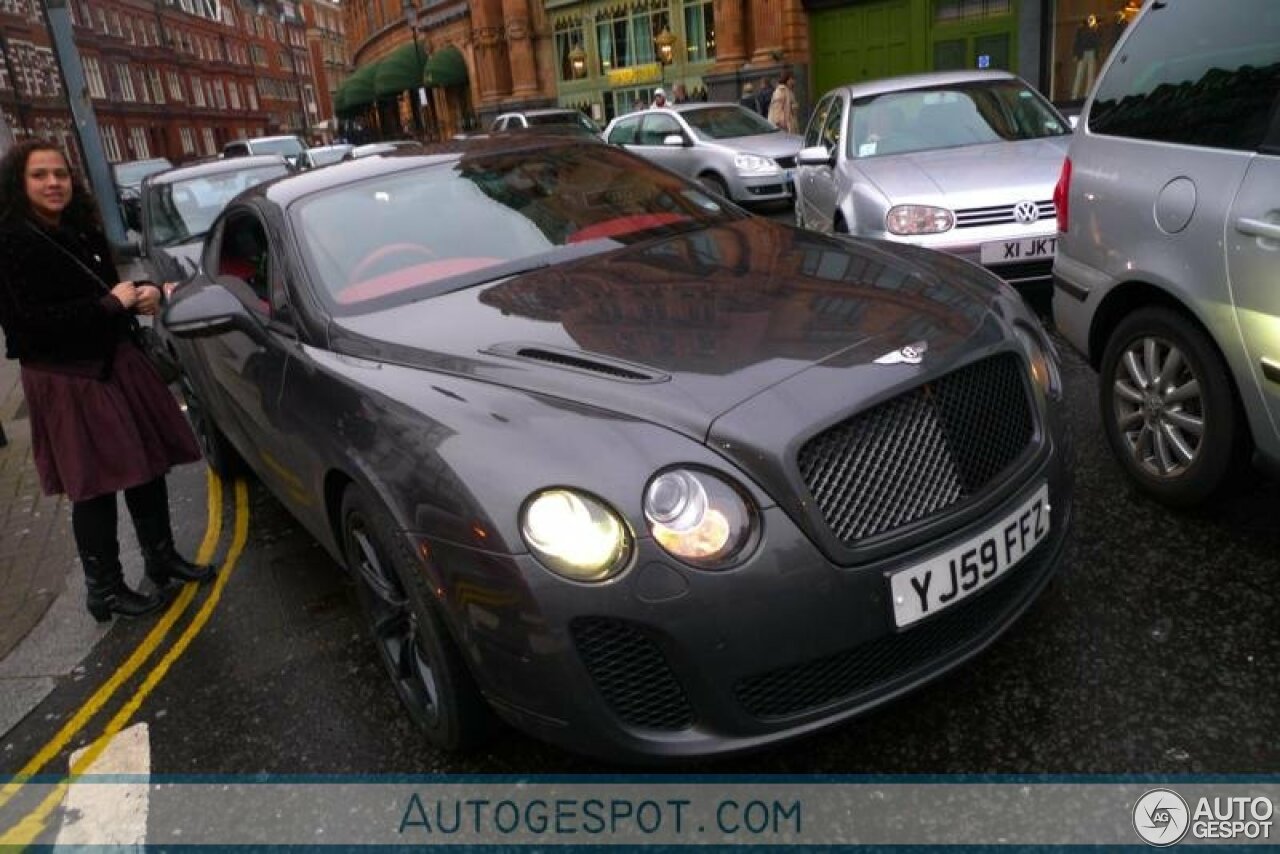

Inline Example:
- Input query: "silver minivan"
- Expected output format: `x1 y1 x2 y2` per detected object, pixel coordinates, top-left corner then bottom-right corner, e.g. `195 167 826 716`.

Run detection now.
1053 0 1280 506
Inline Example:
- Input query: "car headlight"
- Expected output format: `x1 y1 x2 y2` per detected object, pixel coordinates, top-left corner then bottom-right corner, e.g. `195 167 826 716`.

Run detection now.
1014 322 1062 399
521 489 632 582
734 153 780 176
644 468 756 569
885 205 954 235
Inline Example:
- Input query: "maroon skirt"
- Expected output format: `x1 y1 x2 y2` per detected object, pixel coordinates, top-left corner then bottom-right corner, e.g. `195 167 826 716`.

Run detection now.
20 342 203 502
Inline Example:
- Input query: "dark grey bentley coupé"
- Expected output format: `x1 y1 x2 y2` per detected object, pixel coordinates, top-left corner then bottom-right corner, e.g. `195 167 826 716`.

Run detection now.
162 136 1073 761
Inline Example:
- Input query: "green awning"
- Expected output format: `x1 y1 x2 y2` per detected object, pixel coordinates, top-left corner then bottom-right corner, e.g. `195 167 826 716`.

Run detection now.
422 45 467 88
343 62 379 109
332 86 346 114
374 42 427 98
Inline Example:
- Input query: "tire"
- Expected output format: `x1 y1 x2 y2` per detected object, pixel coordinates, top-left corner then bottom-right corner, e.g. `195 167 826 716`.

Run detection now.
179 374 242 478
341 487 491 751
697 172 729 199
1098 306 1244 507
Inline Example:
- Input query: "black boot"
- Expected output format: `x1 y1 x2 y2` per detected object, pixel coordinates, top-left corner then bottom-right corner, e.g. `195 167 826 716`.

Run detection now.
142 537 216 587
83 555 163 622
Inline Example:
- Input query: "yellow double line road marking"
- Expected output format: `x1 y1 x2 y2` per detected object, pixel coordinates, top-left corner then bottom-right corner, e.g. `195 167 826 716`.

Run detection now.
0 470 250 846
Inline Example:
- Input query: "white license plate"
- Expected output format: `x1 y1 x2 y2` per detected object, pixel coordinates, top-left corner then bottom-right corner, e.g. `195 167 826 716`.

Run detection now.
980 236 1057 265
889 483 1050 628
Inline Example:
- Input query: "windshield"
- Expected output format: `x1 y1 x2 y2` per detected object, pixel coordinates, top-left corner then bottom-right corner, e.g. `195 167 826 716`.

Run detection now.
293 145 738 313
252 138 305 156
527 112 602 134
682 106 780 140
847 80 1069 159
145 164 288 248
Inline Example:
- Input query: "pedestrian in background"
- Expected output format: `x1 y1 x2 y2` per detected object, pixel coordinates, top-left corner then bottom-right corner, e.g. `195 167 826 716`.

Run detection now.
672 83 689 104
739 81 757 112
767 72 799 133
0 140 215 623
755 77 776 118
650 88 667 109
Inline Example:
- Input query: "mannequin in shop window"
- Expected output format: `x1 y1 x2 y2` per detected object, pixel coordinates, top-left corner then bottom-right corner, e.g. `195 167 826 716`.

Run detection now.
1071 14 1101 100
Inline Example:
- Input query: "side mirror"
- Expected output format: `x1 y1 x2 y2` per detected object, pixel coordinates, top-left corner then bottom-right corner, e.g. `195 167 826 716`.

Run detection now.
663 134 687 147
162 281 267 343
797 145 834 167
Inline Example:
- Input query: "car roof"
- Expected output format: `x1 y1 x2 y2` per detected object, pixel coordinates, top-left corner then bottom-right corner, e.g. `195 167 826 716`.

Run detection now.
825 69 1018 100
245 136 597 208
502 108 579 118
605 102 748 127
146 154 290 185
226 135 302 147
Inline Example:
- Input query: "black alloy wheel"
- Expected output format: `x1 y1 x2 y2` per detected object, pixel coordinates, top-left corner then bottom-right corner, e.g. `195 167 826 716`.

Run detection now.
178 373 241 478
1099 306 1245 507
340 488 490 751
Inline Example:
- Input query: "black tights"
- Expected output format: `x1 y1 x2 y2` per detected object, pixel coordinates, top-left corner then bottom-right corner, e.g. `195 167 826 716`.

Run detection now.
71 476 171 563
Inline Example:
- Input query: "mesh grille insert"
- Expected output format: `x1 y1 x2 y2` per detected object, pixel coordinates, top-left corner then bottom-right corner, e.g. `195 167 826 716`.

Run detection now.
798 353 1034 546
571 617 694 731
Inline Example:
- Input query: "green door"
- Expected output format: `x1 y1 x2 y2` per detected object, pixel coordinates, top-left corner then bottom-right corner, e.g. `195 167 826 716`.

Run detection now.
812 0 916 96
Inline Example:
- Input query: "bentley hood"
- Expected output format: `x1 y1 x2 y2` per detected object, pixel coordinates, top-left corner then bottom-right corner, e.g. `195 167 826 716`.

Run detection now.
332 218 1013 440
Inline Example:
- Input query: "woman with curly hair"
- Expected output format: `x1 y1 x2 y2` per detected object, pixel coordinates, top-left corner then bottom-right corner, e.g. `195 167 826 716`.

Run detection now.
0 140 214 622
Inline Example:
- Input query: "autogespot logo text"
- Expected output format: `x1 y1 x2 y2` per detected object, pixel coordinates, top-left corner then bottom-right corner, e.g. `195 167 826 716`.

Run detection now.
1133 789 1190 847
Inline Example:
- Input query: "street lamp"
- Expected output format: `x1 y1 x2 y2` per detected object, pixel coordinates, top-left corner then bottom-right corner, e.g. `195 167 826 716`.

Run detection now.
401 0 426 136
655 26 676 91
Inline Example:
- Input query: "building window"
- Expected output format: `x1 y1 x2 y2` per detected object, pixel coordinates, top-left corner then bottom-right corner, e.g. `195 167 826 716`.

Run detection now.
117 63 136 101
596 8 667 74
124 16 136 44
179 126 195 154
213 80 226 109
228 81 241 109
148 69 165 103
128 126 150 158
190 74 206 106
84 56 106 98
95 8 107 34
1047 0 1140 102
201 126 216 155
102 125 123 161
246 83 258 110
109 11 122 37
684 1 715 63
167 71 184 101
934 0 1012 21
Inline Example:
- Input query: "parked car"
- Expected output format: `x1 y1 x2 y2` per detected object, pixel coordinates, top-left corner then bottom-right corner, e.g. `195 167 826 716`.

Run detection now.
223 135 310 169
1052 0 1280 506
161 135 1071 761
112 157 174 230
307 143 354 167
491 108 603 137
349 140 425 158
604 102 802 204
794 70 1071 302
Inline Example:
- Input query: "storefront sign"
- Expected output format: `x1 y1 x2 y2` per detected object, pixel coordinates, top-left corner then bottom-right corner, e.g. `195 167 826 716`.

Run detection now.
607 63 661 87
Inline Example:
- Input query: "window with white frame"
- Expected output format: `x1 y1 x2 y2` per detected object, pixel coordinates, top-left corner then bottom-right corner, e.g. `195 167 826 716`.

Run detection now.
124 16 135 44
102 125 123 161
109 11 122 37
148 69 165 103
213 80 226 109
246 83 258 110
95 8 107 33
128 126 149 158
683 0 716 63
190 74 206 106
167 70 184 101
136 68 150 102
84 56 106 98
228 81 241 109
201 127 216 155
117 63 136 101
179 126 195 154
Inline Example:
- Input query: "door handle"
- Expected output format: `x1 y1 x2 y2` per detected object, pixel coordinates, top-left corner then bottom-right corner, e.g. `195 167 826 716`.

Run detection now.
1236 217 1280 241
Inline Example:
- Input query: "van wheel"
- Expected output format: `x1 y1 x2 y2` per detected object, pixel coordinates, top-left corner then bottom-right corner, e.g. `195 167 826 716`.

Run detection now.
341 487 491 750
1099 307 1242 507
697 173 728 199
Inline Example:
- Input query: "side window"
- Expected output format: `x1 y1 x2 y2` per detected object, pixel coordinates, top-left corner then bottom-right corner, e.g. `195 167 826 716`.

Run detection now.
224 143 249 158
821 98 845 153
639 113 683 145
805 96 833 149
1089 0 1280 151
608 117 640 145
216 213 271 316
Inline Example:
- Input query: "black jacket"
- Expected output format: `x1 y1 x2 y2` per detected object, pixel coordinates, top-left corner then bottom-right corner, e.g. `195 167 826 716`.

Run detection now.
0 217 131 368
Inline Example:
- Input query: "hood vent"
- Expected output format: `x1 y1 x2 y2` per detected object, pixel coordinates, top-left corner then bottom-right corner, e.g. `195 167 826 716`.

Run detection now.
486 343 667 383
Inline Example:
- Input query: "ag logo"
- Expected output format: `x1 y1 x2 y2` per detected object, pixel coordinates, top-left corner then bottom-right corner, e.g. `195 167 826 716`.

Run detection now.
874 341 928 366
1133 789 1190 846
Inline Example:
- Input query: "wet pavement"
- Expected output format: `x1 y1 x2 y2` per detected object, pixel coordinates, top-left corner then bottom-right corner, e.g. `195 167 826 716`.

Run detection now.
1 325 1276 777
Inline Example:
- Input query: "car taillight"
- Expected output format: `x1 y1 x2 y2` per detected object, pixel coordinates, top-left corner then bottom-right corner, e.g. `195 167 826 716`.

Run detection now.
1053 157 1072 234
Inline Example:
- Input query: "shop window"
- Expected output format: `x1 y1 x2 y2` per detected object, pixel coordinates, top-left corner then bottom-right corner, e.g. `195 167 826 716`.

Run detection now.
1047 0 1140 102
684 0 715 64
554 22 584 81
935 0 1011 23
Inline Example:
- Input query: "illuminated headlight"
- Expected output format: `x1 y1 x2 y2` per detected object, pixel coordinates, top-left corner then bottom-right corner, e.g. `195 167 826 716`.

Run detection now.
521 489 632 582
734 153 780 176
644 469 756 569
1014 323 1062 398
885 205 954 235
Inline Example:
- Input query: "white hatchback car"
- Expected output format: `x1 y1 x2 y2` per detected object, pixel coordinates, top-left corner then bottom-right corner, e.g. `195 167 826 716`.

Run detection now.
795 70 1071 301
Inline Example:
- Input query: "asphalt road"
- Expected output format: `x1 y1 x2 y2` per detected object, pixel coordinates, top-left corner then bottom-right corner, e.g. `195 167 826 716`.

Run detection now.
1 207 1276 780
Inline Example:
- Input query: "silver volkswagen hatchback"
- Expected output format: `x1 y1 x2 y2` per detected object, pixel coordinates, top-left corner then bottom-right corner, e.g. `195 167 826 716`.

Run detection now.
795 70 1071 299
1053 0 1280 507
604 103 802 204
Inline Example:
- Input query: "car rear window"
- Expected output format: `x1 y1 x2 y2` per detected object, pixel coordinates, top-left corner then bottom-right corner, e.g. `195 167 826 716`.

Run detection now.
1088 0 1280 151
292 144 737 313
